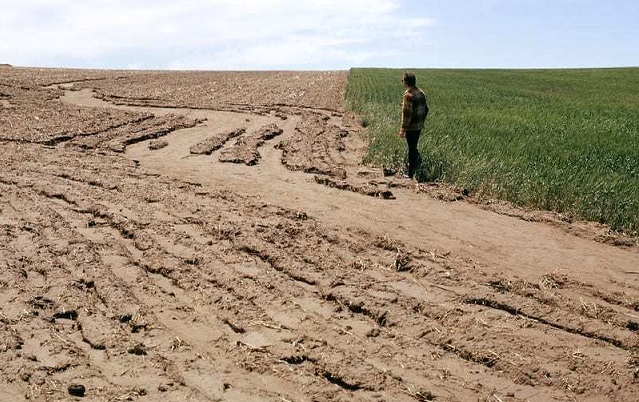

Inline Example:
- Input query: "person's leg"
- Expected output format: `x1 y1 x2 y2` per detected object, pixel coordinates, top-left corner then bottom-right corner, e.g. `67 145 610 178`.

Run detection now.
405 130 421 178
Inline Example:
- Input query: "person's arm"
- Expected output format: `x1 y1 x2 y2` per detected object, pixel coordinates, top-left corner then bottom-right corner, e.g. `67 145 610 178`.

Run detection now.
399 91 413 137
421 89 429 125
422 101 429 126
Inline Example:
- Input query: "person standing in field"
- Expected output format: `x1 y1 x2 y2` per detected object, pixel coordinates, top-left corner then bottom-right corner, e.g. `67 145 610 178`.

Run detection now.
398 71 429 179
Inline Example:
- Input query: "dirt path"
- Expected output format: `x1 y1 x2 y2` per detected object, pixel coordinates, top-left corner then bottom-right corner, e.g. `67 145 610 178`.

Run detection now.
1 70 638 402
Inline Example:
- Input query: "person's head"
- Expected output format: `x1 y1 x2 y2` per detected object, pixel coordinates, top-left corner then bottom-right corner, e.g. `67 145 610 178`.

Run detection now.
402 71 417 87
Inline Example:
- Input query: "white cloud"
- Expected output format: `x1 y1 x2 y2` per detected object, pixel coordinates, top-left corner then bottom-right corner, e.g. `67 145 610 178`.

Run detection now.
0 0 435 69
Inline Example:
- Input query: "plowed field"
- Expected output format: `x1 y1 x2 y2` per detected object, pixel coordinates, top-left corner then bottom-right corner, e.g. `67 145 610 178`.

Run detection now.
1 67 638 402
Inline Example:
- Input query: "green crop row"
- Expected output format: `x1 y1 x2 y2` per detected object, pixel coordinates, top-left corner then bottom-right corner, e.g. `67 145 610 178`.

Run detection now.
345 68 639 234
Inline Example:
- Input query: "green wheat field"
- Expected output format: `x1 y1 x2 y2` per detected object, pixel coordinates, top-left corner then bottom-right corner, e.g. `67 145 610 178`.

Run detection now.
345 68 639 234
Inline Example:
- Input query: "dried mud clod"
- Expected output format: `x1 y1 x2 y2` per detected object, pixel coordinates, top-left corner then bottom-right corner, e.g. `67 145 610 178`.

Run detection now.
149 139 168 150
278 112 355 180
68 383 86 397
314 175 395 199
189 128 245 155
219 124 283 166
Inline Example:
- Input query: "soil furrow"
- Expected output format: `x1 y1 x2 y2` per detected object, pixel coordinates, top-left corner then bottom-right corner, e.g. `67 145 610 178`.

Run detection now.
3 68 639 402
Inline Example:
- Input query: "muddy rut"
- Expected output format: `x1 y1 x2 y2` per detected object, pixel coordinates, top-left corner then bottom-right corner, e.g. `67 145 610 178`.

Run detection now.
1 68 638 402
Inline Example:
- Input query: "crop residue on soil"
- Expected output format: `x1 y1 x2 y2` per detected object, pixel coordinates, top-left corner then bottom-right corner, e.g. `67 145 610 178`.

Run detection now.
1 67 639 402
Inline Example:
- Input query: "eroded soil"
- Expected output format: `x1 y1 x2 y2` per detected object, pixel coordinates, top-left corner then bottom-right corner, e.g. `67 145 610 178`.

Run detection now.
1 67 639 402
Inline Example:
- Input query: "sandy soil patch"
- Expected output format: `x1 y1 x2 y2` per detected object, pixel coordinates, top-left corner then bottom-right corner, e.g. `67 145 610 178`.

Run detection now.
1 67 638 402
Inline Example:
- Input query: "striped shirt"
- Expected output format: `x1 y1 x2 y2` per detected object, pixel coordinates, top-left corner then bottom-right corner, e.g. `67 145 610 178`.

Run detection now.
401 87 429 131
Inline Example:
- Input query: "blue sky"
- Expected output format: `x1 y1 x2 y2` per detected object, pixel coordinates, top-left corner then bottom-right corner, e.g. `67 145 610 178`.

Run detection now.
0 0 637 70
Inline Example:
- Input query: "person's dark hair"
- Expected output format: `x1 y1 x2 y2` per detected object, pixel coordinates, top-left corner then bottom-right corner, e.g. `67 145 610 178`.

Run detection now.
402 72 416 87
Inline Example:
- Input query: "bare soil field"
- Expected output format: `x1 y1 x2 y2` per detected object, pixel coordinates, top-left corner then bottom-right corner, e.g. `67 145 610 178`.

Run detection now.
1 67 639 402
